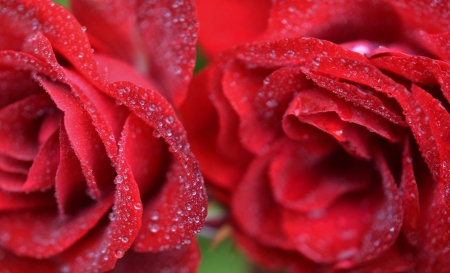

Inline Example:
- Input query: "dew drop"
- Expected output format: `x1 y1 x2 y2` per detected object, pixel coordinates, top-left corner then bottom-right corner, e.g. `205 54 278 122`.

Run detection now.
134 203 142 210
115 175 123 184
153 130 161 138
266 99 278 108
165 116 174 124
60 265 71 273
151 211 159 221
115 249 124 258
150 224 160 233
109 212 116 221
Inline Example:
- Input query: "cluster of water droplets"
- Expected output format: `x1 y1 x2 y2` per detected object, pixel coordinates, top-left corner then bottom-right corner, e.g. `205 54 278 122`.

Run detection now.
135 0 197 104
107 81 207 254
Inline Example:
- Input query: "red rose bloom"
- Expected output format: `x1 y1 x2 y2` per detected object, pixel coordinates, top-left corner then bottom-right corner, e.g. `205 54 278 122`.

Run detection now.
182 0 450 272
0 0 206 272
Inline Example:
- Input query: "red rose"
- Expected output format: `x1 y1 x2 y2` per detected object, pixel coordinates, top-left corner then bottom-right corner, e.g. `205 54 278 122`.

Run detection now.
0 0 206 272
182 0 450 272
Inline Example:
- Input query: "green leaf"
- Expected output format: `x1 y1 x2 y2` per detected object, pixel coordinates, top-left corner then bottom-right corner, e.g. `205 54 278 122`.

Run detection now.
53 0 69 8
194 46 208 73
198 235 251 273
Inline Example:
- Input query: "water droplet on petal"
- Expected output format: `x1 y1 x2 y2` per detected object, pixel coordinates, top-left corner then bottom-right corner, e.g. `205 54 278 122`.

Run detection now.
151 211 159 221
134 203 142 210
153 130 161 138
109 212 116 221
165 116 174 124
115 249 124 258
149 224 160 233
115 175 123 184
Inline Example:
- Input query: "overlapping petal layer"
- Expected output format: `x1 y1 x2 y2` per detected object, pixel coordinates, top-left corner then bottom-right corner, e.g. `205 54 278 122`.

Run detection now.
0 0 206 272
183 0 450 270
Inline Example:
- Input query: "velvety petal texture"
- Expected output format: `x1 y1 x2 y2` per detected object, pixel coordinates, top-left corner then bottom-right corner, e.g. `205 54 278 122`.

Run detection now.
0 0 206 272
183 0 450 272
71 0 198 107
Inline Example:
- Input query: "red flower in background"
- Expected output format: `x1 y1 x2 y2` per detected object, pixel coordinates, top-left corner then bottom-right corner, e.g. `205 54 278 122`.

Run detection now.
0 0 206 272
183 0 450 272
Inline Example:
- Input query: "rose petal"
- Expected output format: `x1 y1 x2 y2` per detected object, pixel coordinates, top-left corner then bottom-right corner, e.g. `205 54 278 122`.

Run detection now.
0 50 57 78
104 81 207 250
55 154 143 272
266 0 400 44
196 0 271 57
0 70 43 110
70 0 136 64
0 0 102 87
0 249 54 273
20 32 64 81
38 111 61 146
399 136 420 246
0 190 55 211
25 32 122 163
135 0 197 107
285 92 373 159
282 151 403 265
300 69 406 127
0 194 113 259
111 238 200 273
222 63 276 153
348 151 404 265
133 151 202 251
21 129 59 192
0 171 25 192
0 93 56 161
413 31 450 61
231 143 293 249
291 87 405 143
53 150 143 273
181 69 247 200
297 51 441 182
335 239 415 272
94 54 159 97
270 142 374 212
71 0 198 107
55 121 94 215
202 60 253 167
411 84 450 269
370 54 450 85
0 154 30 175
123 113 169 197
38 77 115 199
62 67 126 150
233 227 325 273
234 37 367 68
386 0 450 34
222 63 308 153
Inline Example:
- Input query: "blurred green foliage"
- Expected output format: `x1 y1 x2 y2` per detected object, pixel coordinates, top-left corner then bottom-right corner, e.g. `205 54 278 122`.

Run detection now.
194 47 208 73
198 235 251 273
53 0 69 8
